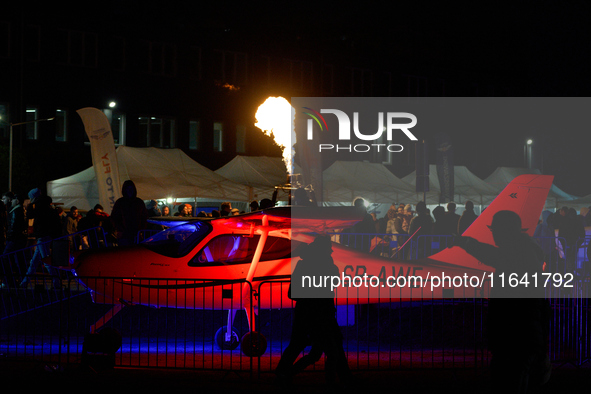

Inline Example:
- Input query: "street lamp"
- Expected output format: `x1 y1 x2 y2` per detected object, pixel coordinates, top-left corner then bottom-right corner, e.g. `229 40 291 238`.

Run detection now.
524 138 533 169
8 117 55 191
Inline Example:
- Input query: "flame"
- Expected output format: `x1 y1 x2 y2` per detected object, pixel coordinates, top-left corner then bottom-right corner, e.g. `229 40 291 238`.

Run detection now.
254 97 296 174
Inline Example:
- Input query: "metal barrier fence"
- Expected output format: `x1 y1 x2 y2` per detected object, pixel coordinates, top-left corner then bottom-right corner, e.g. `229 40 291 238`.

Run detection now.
256 280 490 372
0 227 107 319
1 276 256 374
1 232 590 372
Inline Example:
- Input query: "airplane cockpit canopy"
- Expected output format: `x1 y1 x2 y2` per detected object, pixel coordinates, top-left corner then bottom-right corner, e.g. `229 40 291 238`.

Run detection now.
141 221 213 258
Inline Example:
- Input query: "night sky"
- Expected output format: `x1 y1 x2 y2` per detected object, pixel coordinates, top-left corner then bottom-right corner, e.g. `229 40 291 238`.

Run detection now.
189 1 591 196
18 2 591 197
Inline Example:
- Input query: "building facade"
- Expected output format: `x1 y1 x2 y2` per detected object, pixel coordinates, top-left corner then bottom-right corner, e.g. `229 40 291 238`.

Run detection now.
0 4 522 195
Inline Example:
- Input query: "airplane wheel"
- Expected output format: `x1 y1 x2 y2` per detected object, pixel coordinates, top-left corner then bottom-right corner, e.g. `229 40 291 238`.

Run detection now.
240 331 267 357
215 327 240 351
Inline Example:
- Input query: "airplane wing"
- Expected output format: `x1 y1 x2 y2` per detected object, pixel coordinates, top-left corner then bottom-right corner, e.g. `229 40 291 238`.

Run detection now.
147 216 202 227
213 206 365 234
148 206 365 234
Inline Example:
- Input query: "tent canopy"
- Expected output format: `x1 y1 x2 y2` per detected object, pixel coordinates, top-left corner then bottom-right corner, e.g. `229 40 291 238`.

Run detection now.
402 164 499 205
47 147 249 211
322 161 416 204
556 194 591 211
215 155 295 201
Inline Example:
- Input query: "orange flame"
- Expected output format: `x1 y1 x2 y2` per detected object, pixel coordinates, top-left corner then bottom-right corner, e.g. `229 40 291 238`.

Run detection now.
254 97 296 173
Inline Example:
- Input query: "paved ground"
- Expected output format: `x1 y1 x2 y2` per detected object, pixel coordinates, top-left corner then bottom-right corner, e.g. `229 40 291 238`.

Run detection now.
1 356 588 393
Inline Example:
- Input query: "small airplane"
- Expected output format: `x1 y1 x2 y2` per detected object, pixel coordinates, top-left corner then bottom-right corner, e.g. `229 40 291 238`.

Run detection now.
70 174 554 356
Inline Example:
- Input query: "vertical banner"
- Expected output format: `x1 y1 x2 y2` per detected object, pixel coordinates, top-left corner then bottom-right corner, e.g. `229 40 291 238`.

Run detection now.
77 107 121 213
435 132 454 204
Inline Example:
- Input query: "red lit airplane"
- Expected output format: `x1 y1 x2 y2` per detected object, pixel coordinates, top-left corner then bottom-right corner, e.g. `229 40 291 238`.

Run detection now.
71 174 553 356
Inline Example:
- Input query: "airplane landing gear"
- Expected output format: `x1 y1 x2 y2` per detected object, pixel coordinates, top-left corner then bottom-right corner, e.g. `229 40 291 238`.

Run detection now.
240 331 267 357
214 326 240 350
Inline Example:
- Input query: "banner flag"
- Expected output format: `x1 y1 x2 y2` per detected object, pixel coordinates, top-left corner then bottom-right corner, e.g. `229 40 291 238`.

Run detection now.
435 132 454 204
77 107 121 213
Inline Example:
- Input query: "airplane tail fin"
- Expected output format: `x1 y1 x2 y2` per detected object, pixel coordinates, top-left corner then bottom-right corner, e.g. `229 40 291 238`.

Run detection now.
430 174 554 270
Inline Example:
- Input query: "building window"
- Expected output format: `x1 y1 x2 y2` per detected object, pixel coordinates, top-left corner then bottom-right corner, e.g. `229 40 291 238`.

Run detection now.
350 68 373 96
139 117 175 148
139 40 176 76
26 108 38 140
236 125 246 153
107 36 126 71
0 104 9 138
189 120 200 150
113 112 126 145
284 59 313 92
405 75 428 97
0 21 9 59
213 122 223 152
55 109 67 142
104 109 126 145
214 50 247 86
25 25 40 62
188 47 202 81
55 29 97 67
322 64 334 95
259 55 271 85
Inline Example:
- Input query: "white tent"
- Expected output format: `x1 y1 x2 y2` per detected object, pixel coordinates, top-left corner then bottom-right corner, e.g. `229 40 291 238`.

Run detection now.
484 167 579 209
215 155 293 201
47 147 250 211
46 166 100 211
556 194 591 212
402 165 499 206
322 161 416 204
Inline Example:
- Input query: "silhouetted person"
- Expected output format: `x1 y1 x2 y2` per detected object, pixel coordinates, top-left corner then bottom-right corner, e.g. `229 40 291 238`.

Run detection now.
561 208 585 267
20 189 63 289
432 206 446 232
349 198 375 252
293 187 314 206
580 206 591 227
249 200 259 212
111 180 148 246
458 200 478 235
259 198 274 210
1 193 27 288
409 201 434 258
276 236 352 386
534 210 555 269
3 193 27 255
451 210 551 393
443 202 461 236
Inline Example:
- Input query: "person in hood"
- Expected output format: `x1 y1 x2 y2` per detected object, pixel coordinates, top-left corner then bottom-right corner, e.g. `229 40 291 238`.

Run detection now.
110 180 148 246
451 210 551 393
20 189 62 289
1 193 27 288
